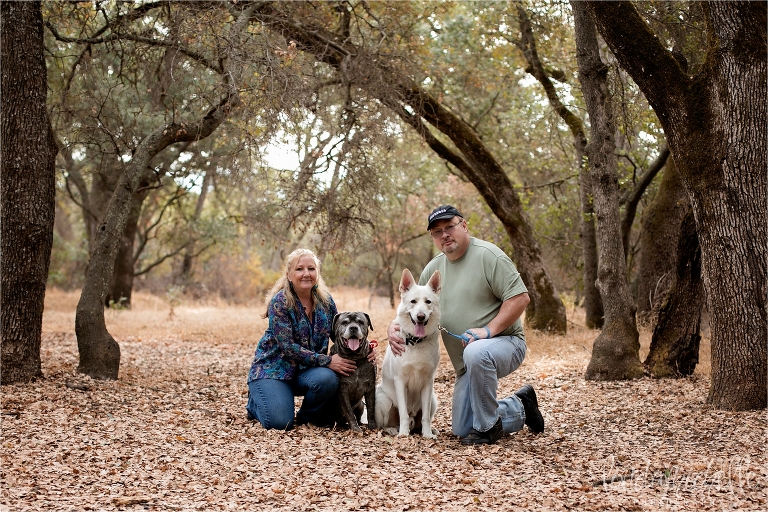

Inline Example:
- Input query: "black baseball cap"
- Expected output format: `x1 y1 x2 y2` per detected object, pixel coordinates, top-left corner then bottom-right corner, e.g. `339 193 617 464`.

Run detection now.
427 205 463 231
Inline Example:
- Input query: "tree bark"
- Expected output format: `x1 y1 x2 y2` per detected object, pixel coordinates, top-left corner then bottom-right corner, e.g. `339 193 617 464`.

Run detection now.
586 1 767 409
644 209 704 377
633 155 689 316
75 4 255 379
577 155 603 329
179 169 212 284
105 184 149 308
1 1 59 384
257 5 568 334
573 2 643 381
515 5 603 329
86 166 121 253
619 145 670 259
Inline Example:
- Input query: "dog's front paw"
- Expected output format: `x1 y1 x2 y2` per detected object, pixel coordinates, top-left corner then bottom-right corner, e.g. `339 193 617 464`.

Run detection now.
420 423 439 439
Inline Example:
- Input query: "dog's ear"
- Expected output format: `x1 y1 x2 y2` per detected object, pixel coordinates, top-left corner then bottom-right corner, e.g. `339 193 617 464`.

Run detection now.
364 312 373 331
399 268 416 293
427 270 441 295
331 313 341 342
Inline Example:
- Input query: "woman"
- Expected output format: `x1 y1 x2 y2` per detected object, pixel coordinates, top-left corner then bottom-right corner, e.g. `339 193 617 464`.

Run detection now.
246 248 356 430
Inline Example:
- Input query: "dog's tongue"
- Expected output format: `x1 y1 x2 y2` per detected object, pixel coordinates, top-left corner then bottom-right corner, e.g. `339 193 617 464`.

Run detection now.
347 338 360 351
414 321 426 338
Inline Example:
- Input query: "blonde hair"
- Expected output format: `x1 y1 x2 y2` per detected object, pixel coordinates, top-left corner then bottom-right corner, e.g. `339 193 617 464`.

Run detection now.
263 248 332 317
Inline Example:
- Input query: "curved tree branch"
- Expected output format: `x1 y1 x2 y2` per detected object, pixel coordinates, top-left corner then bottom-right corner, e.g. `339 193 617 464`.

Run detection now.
584 1 690 124
75 3 258 379
44 20 223 74
620 144 670 255
253 3 568 333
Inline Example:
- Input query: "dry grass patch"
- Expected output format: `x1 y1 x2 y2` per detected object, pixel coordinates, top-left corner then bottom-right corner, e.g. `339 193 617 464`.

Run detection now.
1 288 764 511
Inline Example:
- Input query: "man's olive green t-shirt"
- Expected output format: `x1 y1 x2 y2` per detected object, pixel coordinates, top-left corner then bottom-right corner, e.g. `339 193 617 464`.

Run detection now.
419 237 528 375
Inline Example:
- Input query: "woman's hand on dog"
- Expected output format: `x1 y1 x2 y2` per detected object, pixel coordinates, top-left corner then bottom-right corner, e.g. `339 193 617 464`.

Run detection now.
387 321 406 356
367 340 378 364
329 354 356 376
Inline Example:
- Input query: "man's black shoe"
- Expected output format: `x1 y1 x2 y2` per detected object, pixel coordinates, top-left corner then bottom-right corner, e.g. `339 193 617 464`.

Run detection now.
514 384 544 433
460 417 504 445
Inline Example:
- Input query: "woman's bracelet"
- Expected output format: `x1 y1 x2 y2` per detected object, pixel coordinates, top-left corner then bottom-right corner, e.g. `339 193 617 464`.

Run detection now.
483 326 492 338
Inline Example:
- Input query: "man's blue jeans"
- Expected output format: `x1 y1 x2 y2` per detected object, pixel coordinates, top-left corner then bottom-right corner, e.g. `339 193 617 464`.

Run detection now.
452 335 527 437
247 367 339 430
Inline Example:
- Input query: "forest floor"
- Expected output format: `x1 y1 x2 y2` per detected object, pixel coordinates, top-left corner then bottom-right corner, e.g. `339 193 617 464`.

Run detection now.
1 288 766 511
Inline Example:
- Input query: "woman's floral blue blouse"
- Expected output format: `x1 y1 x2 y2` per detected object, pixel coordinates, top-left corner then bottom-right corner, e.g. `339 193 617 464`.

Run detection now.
247 289 337 383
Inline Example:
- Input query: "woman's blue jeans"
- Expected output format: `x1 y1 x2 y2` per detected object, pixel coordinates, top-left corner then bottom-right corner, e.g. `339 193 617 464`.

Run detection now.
246 367 339 430
452 335 527 437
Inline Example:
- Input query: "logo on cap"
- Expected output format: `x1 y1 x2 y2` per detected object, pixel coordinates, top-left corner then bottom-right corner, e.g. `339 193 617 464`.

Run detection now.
429 208 449 222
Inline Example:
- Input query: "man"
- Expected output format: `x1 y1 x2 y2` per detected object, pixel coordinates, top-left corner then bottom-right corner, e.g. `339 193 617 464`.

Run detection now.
388 205 544 445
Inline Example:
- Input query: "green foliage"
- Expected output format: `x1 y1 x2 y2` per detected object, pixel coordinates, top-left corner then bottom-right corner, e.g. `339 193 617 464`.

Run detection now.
42 0 670 303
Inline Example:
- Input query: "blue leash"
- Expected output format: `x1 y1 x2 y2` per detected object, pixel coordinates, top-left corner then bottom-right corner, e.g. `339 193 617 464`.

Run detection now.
439 325 468 342
439 324 491 345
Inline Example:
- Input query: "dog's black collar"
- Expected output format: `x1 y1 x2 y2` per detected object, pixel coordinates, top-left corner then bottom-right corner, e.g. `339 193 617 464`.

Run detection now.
405 334 426 346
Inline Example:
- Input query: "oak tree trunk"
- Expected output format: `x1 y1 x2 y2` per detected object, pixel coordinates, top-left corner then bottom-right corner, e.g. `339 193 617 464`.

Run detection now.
644 209 704 377
587 1 767 409
634 155 689 317
75 4 253 379
573 2 643 380
86 166 121 253
1 1 59 384
620 145 670 260
577 136 603 329
105 186 148 308
179 169 212 283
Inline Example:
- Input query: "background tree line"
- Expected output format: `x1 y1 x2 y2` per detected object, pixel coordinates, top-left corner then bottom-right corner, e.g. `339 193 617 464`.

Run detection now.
2 1 764 410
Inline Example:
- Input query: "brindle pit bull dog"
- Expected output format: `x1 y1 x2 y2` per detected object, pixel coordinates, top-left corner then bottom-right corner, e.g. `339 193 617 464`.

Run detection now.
329 311 377 432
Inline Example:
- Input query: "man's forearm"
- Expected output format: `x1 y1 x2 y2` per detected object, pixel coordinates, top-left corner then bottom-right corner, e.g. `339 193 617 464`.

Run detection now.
487 293 530 336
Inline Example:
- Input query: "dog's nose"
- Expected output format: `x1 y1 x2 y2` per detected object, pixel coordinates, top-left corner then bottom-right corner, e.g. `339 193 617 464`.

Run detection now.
416 313 426 322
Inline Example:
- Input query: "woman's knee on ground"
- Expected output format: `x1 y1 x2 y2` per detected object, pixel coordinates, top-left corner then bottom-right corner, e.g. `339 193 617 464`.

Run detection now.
259 406 295 430
248 379 296 430
302 367 339 399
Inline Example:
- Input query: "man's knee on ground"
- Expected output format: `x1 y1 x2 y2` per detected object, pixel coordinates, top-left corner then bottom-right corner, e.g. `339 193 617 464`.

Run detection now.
452 423 471 438
462 342 494 369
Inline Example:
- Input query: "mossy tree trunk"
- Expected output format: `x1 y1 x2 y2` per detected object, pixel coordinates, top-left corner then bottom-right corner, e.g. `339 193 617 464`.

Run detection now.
633 156 689 317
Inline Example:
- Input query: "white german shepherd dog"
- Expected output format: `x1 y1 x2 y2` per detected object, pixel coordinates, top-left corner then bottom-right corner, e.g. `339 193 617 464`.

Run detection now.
375 268 441 438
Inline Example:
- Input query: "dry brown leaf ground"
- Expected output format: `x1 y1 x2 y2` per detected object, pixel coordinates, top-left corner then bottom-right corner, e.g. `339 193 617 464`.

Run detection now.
1 288 766 511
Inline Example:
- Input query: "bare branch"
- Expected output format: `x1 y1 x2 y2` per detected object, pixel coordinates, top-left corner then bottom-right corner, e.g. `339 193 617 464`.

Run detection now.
620 144 670 207
133 241 193 277
44 20 223 74
620 144 671 252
